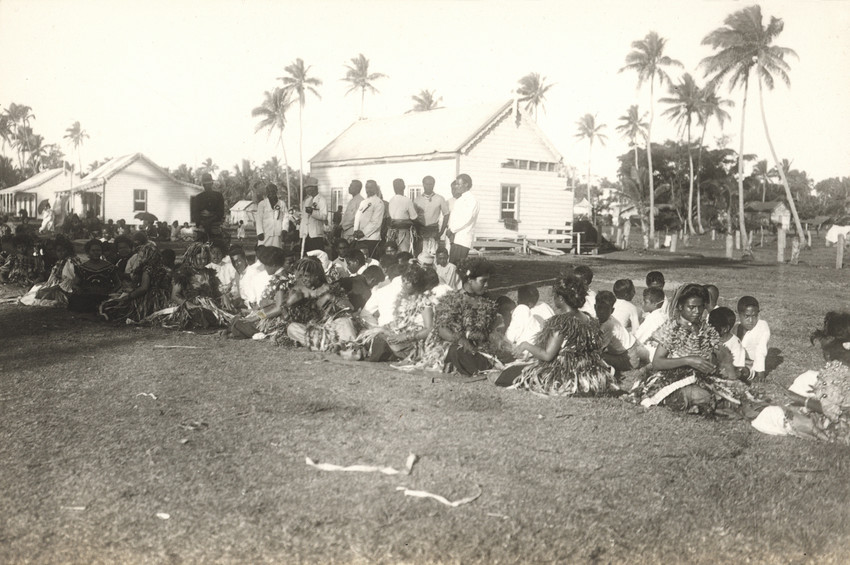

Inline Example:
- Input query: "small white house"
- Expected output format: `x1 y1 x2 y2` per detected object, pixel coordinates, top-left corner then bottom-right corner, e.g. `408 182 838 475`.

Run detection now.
230 200 257 226
0 168 79 218
55 153 203 226
309 100 573 241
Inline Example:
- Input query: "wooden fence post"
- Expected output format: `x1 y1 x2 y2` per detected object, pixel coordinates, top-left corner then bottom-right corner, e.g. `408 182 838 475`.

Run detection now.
790 236 800 265
837 234 845 269
725 233 734 259
711 229 716 241
670 233 678 252
777 228 786 263
735 230 741 250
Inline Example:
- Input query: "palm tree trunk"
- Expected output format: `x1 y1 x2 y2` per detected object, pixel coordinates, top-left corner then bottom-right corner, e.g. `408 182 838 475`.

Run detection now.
758 72 804 245
648 79 656 248
298 101 304 209
695 125 707 233
280 132 291 208
737 81 753 258
360 87 365 120
588 140 593 225
686 120 695 235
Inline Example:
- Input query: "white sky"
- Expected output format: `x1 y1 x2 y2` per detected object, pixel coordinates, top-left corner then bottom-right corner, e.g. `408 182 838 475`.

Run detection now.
1 0 848 186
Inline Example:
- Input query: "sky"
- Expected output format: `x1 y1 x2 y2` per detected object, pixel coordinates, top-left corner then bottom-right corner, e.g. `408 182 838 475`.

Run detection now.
1 0 848 187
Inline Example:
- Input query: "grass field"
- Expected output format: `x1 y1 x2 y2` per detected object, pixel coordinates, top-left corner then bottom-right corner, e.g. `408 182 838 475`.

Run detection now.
2 231 849 564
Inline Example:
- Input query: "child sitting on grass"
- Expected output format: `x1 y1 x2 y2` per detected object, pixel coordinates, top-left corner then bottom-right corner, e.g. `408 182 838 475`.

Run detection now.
506 285 555 351
703 284 719 312
646 270 668 311
708 306 749 381
634 286 667 360
612 279 641 334
736 296 770 380
574 265 596 319
596 290 649 372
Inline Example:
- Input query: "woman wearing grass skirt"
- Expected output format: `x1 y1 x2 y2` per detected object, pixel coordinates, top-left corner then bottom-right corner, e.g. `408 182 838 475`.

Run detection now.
420 257 506 375
69 238 120 312
100 242 171 322
21 235 79 307
752 312 850 445
285 257 359 352
506 275 614 395
149 243 234 330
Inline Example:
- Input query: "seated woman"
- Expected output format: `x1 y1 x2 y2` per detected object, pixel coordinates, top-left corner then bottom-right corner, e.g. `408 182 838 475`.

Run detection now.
630 283 741 413
363 264 434 363
0 233 45 289
69 238 121 313
21 235 80 307
151 242 234 330
99 242 171 322
419 257 508 375
505 275 615 395
752 312 850 445
285 257 359 352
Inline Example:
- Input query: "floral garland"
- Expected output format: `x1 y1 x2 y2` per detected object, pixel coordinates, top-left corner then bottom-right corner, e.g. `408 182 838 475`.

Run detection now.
262 272 297 302
812 360 850 422
389 291 433 337
652 318 720 369
435 291 497 347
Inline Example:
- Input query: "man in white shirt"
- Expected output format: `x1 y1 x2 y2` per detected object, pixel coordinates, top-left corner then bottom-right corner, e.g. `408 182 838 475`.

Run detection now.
300 177 327 254
255 183 283 248
239 246 272 309
612 279 641 334
361 274 403 327
634 287 667 360
735 296 770 379
387 178 418 253
353 180 385 259
446 173 479 265
414 176 450 255
340 180 363 242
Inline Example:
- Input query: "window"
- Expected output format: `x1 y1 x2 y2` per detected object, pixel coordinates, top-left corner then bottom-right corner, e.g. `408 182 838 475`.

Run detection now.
331 187 343 211
133 189 147 212
501 158 558 171
500 184 519 221
408 185 423 201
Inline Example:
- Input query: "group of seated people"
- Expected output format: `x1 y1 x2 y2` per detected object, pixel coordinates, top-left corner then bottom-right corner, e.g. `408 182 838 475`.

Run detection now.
2 230 847 447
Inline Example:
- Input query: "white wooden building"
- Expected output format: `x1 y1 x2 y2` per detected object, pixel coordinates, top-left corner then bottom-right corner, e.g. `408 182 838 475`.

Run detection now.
0 168 79 218
309 100 573 241
56 153 203 226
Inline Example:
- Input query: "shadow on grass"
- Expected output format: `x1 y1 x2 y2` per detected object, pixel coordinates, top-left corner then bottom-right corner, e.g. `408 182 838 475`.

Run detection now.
766 347 785 375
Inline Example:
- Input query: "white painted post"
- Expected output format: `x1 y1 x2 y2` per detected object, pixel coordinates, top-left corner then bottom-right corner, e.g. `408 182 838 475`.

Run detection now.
670 233 678 252
777 228 786 263
725 233 734 259
837 234 845 269
790 236 800 265
711 229 716 241
735 230 741 250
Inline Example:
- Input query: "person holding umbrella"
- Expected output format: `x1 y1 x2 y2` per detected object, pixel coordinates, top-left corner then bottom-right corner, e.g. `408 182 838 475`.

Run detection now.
191 172 225 242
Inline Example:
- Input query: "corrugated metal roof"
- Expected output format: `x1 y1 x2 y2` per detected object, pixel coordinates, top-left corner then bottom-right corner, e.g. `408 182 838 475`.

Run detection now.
0 168 65 194
310 100 513 164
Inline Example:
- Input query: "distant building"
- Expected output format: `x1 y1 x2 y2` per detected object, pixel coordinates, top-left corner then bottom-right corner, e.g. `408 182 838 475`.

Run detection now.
55 153 203 225
229 200 257 226
309 100 573 241
0 168 79 219
744 200 790 230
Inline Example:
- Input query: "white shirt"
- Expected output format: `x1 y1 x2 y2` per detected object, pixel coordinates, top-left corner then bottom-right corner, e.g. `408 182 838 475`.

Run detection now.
579 289 597 319
634 308 667 345
207 257 237 297
600 316 635 354
435 262 461 289
362 276 403 326
737 318 770 373
255 198 283 246
353 196 385 241
447 191 479 248
612 298 641 334
505 302 555 345
240 261 271 307
723 335 746 367
301 194 328 238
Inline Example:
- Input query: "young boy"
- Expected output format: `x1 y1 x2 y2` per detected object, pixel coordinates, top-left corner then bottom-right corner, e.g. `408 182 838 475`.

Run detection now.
596 291 649 372
735 296 770 380
634 286 667 360
574 265 596 319
645 270 668 312
703 284 719 312
434 247 460 289
612 279 641 334
505 285 555 347
708 306 749 381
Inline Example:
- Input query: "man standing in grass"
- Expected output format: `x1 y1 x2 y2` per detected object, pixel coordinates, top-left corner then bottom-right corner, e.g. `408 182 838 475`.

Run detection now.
255 182 283 248
414 175 449 256
300 177 327 254
191 172 225 242
340 180 363 242
353 180 385 259
446 174 479 264
387 178 418 254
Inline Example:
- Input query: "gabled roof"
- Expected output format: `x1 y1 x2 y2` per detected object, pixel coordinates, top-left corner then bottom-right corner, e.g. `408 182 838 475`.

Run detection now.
310 100 515 164
0 168 67 194
71 152 202 192
230 200 257 212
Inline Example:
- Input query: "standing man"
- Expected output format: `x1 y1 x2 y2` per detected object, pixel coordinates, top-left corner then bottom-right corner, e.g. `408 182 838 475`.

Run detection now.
255 182 283 248
414 175 449 255
191 172 225 242
387 178 418 253
352 180 385 258
446 173 479 264
301 176 327 254
340 180 364 242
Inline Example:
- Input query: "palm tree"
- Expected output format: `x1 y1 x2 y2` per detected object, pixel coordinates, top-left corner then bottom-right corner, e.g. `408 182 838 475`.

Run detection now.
198 157 218 176
278 58 322 208
516 72 554 120
341 53 387 119
660 73 702 235
574 114 608 222
252 87 294 206
752 159 773 202
26 135 49 172
410 89 443 112
63 121 89 176
616 105 649 244
701 5 802 256
694 86 733 231
6 103 35 171
620 32 683 247
0 114 13 157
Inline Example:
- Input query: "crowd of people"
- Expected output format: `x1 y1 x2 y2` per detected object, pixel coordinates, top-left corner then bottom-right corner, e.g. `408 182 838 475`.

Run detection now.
2 171 848 449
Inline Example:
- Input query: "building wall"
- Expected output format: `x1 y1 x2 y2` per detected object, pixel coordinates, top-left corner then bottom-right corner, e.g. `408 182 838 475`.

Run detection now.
101 160 201 225
460 114 572 240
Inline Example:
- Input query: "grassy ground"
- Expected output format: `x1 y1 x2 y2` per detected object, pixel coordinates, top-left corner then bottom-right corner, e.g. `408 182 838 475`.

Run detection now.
2 232 850 564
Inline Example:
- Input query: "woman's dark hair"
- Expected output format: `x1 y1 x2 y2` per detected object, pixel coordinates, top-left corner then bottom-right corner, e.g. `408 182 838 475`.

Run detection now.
554 275 587 310
294 257 326 288
674 283 709 309
83 238 103 256
131 231 148 246
811 311 850 364
458 257 493 284
401 264 428 294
